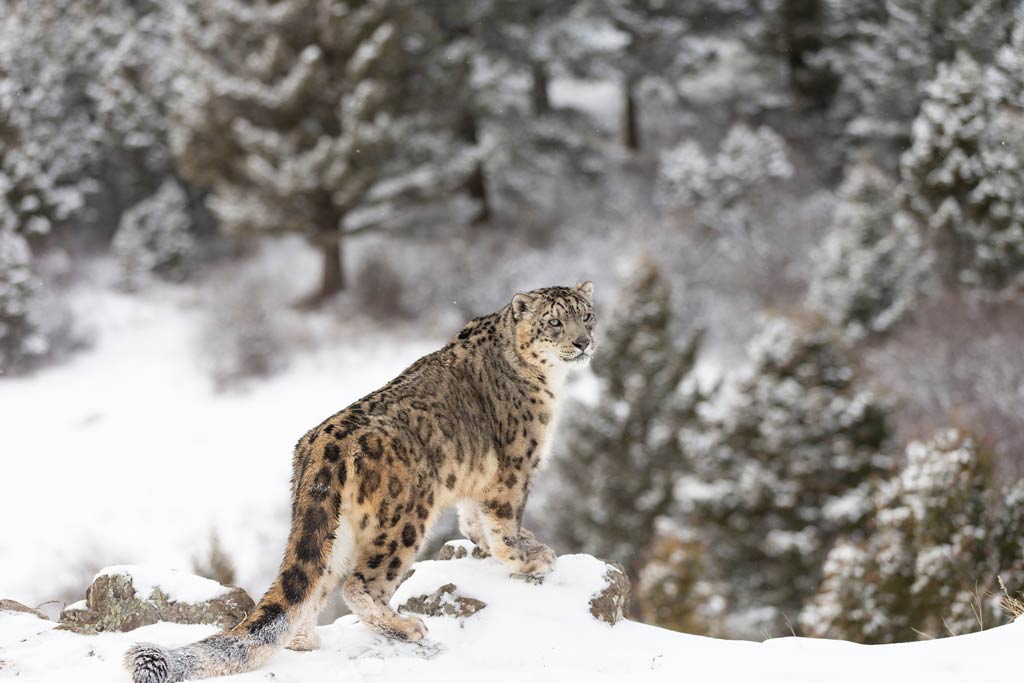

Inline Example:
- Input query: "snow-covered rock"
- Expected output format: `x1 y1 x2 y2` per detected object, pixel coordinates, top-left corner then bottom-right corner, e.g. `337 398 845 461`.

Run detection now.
0 599 48 621
57 566 253 635
588 561 631 625
418 540 629 625
0 549 1021 682
399 583 487 619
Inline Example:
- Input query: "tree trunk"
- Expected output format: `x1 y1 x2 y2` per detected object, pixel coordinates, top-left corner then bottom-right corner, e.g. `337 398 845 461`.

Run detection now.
298 233 344 309
623 77 640 151
531 61 550 115
320 237 344 296
781 0 832 109
466 164 490 225
459 111 490 225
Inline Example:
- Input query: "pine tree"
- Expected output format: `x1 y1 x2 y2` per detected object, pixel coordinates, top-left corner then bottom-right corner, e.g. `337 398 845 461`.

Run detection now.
806 160 927 341
547 259 704 581
802 429 1024 643
687 315 892 636
900 17 1024 297
170 0 478 304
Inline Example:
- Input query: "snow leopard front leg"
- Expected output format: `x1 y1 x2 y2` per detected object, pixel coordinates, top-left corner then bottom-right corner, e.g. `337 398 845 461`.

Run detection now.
456 501 492 555
472 480 556 576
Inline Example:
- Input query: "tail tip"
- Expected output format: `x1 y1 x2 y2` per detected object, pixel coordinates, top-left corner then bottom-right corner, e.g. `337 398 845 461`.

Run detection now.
124 642 173 683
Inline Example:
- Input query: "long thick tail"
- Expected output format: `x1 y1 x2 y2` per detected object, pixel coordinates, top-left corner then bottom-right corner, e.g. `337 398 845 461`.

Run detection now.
123 590 296 683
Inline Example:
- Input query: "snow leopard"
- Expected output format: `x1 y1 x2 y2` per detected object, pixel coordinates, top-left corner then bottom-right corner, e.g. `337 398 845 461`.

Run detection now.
125 282 596 682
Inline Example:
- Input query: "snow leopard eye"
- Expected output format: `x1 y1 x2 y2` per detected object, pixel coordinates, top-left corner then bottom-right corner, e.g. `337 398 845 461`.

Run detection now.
548 318 562 328
581 312 593 323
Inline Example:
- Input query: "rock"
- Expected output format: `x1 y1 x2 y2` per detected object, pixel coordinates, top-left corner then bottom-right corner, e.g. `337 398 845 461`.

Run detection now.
58 566 254 634
0 599 50 621
437 540 489 561
400 583 486 619
588 562 631 626
427 542 630 625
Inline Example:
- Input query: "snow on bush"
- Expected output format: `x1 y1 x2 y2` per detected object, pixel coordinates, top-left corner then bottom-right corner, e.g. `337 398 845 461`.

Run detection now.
354 252 407 320
658 124 792 243
0 227 48 374
0 1 100 239
112 180 195 290
806 160 927 341
802 429 1024 643
198 265 292 392
0 0 176 247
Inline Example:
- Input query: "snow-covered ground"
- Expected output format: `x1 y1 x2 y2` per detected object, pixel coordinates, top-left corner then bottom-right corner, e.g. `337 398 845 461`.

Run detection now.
0 270 439 612
1 548 1018 682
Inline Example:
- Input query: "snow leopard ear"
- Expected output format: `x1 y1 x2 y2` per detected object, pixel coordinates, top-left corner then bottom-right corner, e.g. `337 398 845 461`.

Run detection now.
511 292 537 320
575 281 594 301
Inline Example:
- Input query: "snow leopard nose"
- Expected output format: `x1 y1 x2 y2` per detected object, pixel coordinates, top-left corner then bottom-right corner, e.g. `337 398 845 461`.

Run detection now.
572 335 590 352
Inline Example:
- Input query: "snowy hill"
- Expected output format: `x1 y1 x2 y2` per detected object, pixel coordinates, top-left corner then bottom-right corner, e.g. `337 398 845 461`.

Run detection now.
0 543 1019 682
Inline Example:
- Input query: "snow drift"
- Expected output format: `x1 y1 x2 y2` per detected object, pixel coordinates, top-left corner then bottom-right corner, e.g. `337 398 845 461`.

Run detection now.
0 541 1020 682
